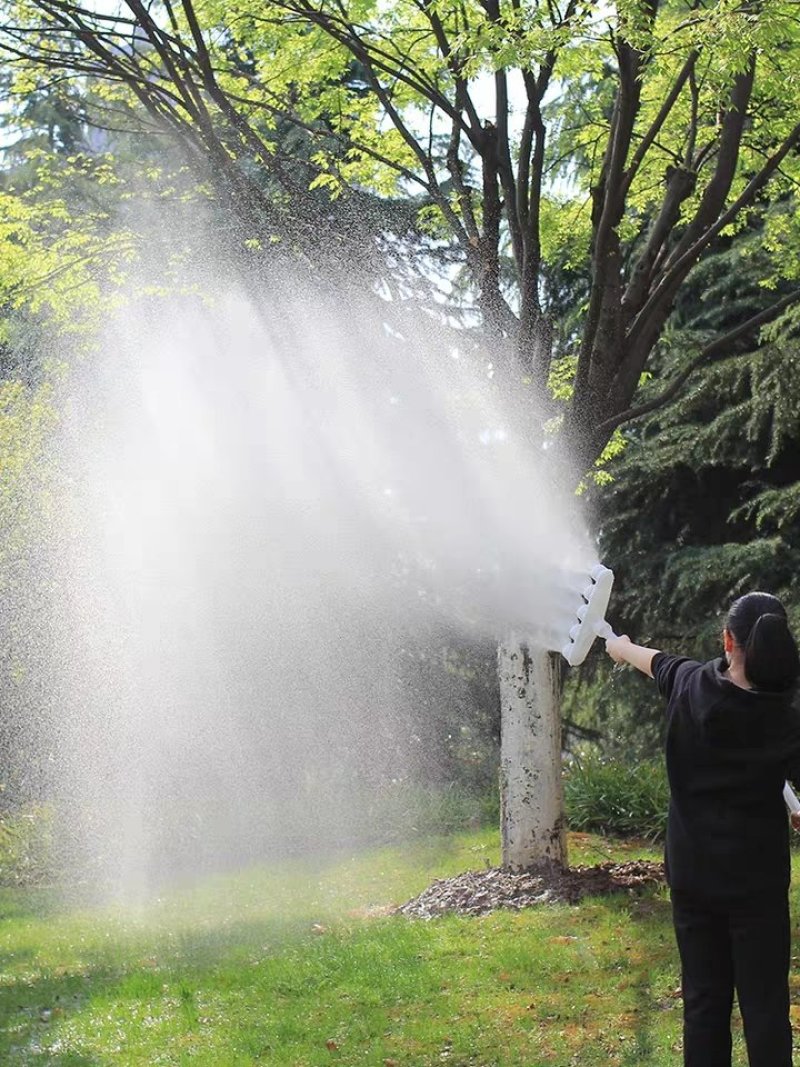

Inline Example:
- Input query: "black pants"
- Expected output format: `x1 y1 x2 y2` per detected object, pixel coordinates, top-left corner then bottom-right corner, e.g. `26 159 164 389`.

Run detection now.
672 889 793 1067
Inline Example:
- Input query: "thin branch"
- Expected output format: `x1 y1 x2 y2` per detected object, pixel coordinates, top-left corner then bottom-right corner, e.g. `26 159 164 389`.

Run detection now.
684 61 698 166
597 287 800 436
630 114 800 350
623 58 759 360
123 0 207 123
351 47 471 249
15 0 137 27
226 83 431 191
413 0 482 133
620 49 697 197
0 22 199 132
445 113 480 241
269 0 475 141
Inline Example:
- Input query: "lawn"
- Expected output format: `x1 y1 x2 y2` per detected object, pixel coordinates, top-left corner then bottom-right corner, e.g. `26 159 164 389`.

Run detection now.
1 829 798 1065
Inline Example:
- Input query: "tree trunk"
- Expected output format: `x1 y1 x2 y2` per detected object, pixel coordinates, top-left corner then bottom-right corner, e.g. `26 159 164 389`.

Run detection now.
498 640 566 870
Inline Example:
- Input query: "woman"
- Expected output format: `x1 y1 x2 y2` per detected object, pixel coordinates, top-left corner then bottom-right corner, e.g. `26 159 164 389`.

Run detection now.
606 591 800 1067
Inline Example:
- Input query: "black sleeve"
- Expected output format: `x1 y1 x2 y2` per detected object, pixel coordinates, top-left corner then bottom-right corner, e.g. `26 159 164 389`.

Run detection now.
651 653 702 702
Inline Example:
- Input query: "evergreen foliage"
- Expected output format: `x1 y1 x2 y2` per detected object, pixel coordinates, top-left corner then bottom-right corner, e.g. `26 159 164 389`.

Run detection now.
569 235 800 753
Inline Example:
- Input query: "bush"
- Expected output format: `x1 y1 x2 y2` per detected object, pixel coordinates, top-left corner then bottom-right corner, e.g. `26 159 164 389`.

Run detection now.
564 754 669 841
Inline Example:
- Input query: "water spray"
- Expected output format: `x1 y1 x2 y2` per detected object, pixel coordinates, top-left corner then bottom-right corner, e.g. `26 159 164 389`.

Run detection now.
561 563 618 667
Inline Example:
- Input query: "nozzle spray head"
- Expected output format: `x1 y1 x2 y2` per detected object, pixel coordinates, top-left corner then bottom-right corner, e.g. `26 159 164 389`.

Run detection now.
561 564 615 667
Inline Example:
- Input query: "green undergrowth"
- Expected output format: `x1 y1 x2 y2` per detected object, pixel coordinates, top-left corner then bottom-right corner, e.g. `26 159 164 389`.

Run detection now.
2 829 800 1065
564 756 670 840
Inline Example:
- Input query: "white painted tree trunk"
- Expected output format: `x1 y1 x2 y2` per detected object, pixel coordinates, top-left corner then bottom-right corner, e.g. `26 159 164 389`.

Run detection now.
498 640 566 871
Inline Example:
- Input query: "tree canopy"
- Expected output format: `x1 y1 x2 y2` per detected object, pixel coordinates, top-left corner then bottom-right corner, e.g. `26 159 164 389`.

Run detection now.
3 0 800 477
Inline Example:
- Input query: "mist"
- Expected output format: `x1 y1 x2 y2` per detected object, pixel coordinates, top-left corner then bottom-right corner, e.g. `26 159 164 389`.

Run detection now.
23 260 595 898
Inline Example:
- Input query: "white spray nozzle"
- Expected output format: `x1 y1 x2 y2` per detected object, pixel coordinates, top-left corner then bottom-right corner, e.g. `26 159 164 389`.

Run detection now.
784 782 800 815
561 564 615 667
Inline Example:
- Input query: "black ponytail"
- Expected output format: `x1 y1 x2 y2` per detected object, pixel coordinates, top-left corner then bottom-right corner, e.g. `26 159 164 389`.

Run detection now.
726 592 800 693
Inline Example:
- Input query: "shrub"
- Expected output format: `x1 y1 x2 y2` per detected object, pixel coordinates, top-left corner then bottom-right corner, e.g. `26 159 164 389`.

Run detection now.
564 754 669 840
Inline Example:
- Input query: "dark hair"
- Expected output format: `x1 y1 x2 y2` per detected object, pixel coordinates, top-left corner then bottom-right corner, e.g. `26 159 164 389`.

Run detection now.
726 591 800 693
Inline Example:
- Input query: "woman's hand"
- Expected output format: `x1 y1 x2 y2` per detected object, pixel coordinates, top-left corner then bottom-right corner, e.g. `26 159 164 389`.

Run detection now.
604 635 660 678
791 812 800 832
605 635 632 664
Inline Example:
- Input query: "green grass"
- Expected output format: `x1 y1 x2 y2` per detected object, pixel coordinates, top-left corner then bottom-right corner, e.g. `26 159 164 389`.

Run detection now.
1 830 798 1065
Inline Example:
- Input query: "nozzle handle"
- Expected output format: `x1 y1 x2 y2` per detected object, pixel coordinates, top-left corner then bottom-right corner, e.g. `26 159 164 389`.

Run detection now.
594 620 618 641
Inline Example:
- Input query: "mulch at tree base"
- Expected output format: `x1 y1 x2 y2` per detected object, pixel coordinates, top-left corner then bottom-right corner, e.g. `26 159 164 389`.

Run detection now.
397 861 666 918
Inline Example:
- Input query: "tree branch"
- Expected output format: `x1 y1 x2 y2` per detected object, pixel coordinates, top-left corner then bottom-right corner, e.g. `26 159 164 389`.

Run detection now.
413 0 482 134
272 0 475 142
620 49 697 198
596 287 800 437
445 113 480 241
624 56 759 364
648 119 800 312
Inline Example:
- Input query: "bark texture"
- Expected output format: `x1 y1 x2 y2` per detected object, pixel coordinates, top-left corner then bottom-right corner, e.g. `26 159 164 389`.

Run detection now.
498 642 565 871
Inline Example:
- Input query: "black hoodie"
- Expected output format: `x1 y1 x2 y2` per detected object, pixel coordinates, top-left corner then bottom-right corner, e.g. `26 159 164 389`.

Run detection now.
652 653 800 900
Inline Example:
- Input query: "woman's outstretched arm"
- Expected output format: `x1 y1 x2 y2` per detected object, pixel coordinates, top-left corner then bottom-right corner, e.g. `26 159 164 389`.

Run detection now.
605 635 662 678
